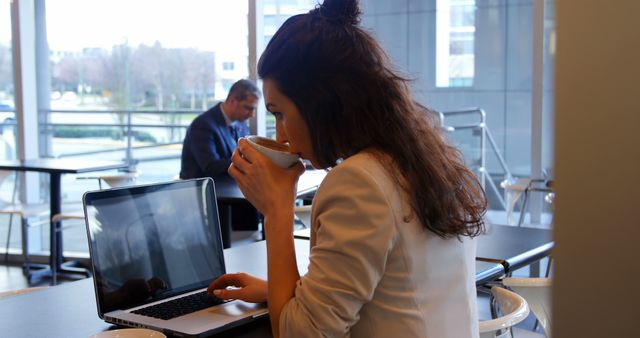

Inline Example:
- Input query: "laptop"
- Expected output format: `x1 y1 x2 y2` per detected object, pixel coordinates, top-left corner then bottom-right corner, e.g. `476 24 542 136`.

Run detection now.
83 178 268 337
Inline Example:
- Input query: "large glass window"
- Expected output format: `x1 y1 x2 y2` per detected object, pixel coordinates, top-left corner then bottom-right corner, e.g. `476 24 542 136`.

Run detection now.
0 0 17 258
261 0 317 137
43 0 249 253
362 0 555 226
44 0 248 180
3 0 556 259
0 0 15 160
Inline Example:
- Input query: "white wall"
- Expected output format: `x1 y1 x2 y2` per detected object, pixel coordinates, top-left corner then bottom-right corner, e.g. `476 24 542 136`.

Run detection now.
553 0 640 336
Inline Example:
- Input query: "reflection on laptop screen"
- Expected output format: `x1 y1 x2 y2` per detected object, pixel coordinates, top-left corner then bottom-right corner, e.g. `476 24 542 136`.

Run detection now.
84 178 225 313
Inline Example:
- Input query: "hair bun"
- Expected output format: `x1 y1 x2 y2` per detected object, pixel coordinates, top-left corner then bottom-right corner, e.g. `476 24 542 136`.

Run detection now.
315 0 361 26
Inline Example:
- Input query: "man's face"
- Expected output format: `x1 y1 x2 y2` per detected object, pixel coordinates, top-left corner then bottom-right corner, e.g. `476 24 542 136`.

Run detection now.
229 95 258 122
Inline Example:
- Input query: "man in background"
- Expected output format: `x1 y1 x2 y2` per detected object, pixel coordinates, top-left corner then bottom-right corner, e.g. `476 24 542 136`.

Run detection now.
180 79 260 179
180 79 261 246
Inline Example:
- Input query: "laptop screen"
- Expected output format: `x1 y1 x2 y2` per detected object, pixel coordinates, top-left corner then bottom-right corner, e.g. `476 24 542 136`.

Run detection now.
84 178 225 314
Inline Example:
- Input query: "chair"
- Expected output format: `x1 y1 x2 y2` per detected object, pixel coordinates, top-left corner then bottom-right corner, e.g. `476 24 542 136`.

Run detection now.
502 277 552 337
502 177 554 227
293 205 312 229
501 178 531 225
0 170 49 275
52 171 141 223
76 171 140 190
479 286 530 338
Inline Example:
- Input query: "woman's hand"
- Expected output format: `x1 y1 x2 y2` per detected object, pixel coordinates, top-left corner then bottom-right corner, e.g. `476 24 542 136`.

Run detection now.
229 138 305 216
207 273 268 303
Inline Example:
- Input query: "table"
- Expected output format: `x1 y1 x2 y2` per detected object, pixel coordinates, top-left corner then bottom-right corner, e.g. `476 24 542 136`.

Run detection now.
214 170 327 248
0 158 128 285
0 239 505 337
475 224 554 273
295 224 554 276
0 240 307 338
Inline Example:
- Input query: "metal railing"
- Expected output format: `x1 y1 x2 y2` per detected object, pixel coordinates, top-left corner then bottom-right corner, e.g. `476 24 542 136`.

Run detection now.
8 107 513 210
40 109 195 167
438 107 513 210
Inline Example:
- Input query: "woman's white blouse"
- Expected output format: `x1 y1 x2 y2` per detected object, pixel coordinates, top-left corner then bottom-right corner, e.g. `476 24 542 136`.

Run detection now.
280 151 479 338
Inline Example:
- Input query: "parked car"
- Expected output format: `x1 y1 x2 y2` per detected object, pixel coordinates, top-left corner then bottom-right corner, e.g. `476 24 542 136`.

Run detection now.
0 104 16 134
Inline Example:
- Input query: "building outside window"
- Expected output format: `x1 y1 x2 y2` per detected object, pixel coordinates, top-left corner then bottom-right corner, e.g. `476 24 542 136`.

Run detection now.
436 0 476 88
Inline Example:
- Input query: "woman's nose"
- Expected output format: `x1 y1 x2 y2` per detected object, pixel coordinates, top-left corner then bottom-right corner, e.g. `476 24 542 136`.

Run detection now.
275 127 287 144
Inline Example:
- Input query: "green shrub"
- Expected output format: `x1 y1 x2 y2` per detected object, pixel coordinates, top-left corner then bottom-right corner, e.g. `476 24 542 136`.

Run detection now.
53 126 157 143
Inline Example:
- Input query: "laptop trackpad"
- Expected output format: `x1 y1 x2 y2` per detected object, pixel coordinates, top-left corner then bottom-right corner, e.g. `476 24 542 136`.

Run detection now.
167 300 267 334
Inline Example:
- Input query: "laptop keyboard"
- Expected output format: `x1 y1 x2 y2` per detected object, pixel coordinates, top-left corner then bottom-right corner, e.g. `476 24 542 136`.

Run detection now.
132 291 226 320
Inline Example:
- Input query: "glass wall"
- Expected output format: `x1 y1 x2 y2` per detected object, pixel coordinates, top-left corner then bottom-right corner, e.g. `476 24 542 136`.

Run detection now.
262 0 317 137
3 0 555 258
361 0 555 224
42 0 250 253
0 0 15 160
42 0 249 194
0 0 18 257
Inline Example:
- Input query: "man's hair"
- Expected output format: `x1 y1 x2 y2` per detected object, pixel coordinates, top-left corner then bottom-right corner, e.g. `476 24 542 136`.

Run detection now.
257 0 486 239
226 79 260 101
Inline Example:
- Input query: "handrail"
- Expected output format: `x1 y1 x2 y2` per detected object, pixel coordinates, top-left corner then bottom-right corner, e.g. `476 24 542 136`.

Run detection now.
55 141 183 159
484 126 513 179
438 107 513 210
40 109 199 115
41 123 188 128
20 107 514 211
39 109 191 167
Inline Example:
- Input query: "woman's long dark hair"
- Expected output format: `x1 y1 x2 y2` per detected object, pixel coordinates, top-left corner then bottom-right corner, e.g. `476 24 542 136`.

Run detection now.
258 0 485 238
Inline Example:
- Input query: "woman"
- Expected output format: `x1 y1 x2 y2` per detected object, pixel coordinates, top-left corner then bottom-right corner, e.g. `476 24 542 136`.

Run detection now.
208 0 486 337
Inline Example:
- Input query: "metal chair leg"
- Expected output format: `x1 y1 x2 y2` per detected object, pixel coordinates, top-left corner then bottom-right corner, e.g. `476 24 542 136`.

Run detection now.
4 213 14 263
545 256 553 277
517 188 531 226
20 215 30 279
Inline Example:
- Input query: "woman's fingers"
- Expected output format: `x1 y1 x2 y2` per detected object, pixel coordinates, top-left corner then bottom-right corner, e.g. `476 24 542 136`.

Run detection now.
207 273 267 303
236 138 254 163
291 160 306 176
227 149 246 176
208 273 247 292
230 139 267 176
212 287 243 300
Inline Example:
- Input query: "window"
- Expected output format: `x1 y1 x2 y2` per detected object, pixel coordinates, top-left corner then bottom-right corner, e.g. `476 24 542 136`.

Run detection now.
43 0 249 253
362 0 555 226
4 0 556 259
44 0 248 170
0 0 15 160
261 0 317 137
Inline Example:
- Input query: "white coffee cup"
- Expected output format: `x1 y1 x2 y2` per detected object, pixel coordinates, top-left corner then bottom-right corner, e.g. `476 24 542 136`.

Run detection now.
246 135 300 168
